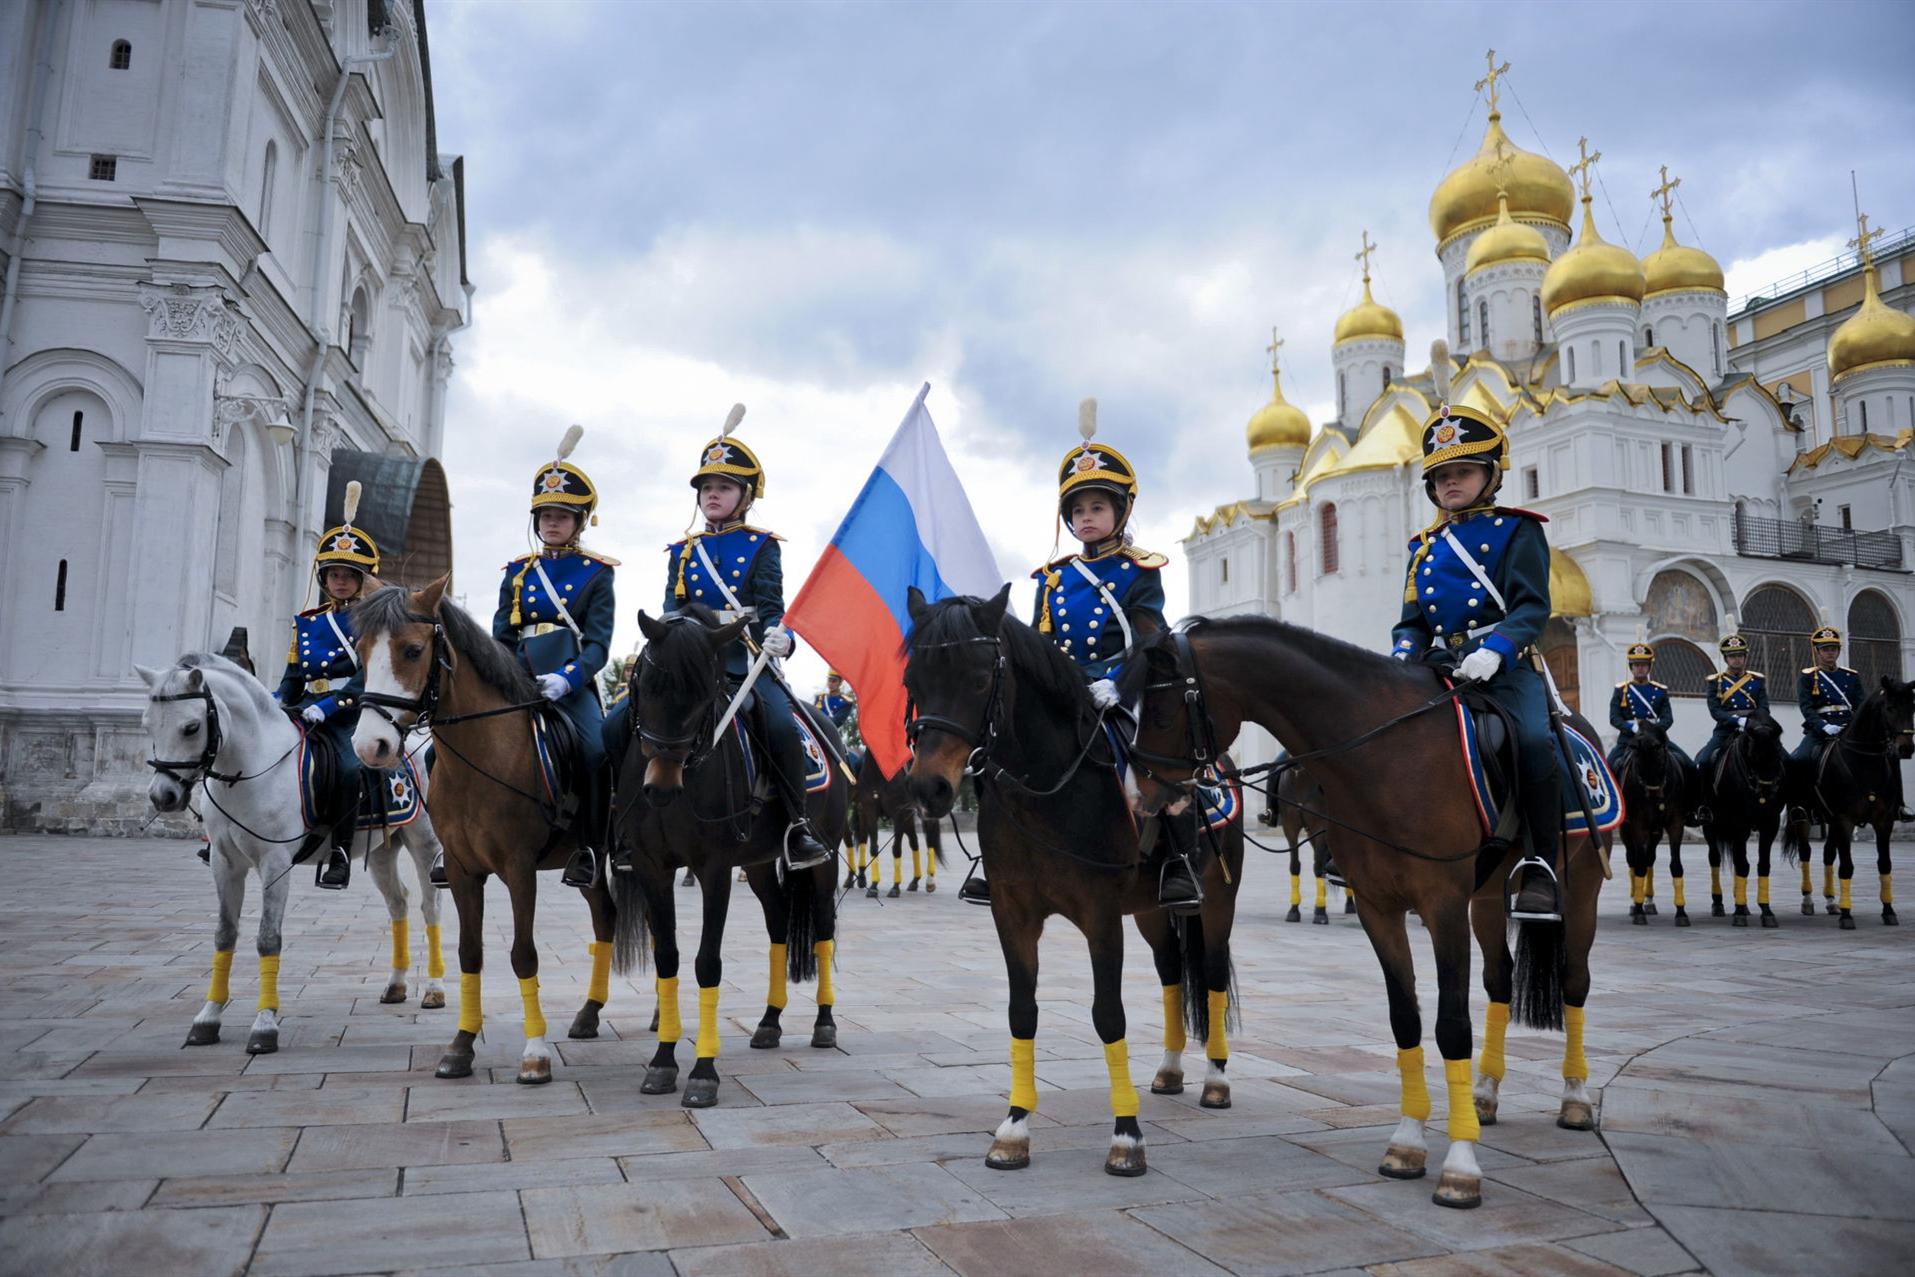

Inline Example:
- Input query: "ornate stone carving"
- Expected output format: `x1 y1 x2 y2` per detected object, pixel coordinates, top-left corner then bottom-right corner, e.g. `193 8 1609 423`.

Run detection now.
137 283 241 359
333 138 364 201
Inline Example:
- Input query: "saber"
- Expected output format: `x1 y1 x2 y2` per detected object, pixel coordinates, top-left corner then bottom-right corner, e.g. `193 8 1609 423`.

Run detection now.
712 642 773 746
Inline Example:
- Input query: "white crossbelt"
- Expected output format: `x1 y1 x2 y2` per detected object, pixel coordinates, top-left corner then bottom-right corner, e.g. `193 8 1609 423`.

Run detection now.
1440 528 1508 612
1817 670 1854 710
531 558 583 639
1069 560 1134 654
323 610 358 669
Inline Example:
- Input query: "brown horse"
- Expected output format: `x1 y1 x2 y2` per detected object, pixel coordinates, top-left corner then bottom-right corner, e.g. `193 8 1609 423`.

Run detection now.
1269 761 1354 923
607 607 850 1108
351 579 618 1084
903 587 1246 1178
1121 616 1609 1209
1784 678 1913 930
853 752 942 898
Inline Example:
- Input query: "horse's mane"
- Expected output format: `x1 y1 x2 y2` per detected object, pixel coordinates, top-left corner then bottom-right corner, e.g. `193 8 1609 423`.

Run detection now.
1853 678 1914 736
907 594 1090 714
1118 612 1426 700
175 652 278 717
354 585 538 701
642 604 726 699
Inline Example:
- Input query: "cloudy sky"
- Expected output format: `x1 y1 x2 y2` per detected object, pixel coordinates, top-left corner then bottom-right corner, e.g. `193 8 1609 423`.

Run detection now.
426 0 1915 692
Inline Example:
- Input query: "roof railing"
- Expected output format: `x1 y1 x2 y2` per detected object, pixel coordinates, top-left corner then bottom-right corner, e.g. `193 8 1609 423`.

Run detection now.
1730 224 1915 316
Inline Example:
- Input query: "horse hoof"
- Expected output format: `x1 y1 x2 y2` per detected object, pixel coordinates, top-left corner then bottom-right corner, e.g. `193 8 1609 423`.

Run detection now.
1200 1083 1231 1109
1432 1171 1483 1209
435 1051 475 1080
1644 901 1657 915
1312 910 1329 925
1150 1069 1184 1095
810 1023 837 1049
567 1011 600 1040
887 885 901 899
865 885 879 899
1474 1098 1498 1125
245 1029 278 1055
985 1142 1030 1171
1557 1101 1597 1131
908 878 920 892
1731 913 1748 928
1630 909 1647 926
842 873 855 889
183 1022 221 1047
1711 901 1725 916
1345 898 1356 914
750 1025 783 1050
1825 900 1839 915
639 1067 678 1095
1674 912 1691 928
925 881 936 893
1285 906 1301 922
421 989 446 1009
681 1077 720 1108
1378 1146 1427 1179
380 983 408 1005
1802 901 1817 916
1105 1142 1148 1177
518 1056 553 1085
1885 909 1900 926
1760 913 1779 929
1839 914 1856 931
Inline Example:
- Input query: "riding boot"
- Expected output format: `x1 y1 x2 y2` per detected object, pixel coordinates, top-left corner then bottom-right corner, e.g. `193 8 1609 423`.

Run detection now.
317 822 352 890
764 710 831 871
1508 777 1562 922
957 861 991 905
429 851 447 888
1155 812 1205 915
561 767 606 889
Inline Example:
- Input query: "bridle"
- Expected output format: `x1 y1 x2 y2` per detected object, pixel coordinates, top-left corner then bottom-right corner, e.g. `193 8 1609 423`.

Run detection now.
630 615 728 771
146 685 236 789
1728 716 1786 801
357 610 455 735
1619 726 1671 802
904 635 1005 777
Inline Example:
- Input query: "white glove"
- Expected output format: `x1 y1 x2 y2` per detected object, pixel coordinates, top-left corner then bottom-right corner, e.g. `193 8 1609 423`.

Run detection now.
1088 678 1120 710
1735 716 1747 730
1823 723 1843 737
300 704 325 725
761 628 793 659
1622 721 1637 733
1456 648 1502 683
538 672 571 701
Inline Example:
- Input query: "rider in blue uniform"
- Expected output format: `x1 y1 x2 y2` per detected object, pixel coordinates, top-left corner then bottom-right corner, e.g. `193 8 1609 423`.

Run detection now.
273 493 375 889
957 398 1202 913
1390 348 1562 921
1607 643 1693 769
815 672 862 774
1690 630 1766 824
494 428 616 890
1794 625 1864 765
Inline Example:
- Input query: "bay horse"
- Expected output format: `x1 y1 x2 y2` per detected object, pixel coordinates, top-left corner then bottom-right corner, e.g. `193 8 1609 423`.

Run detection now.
1121 616 1610 1210
902 587 1246 1178
139 654 451 1054
1611 722 1694 926
351 579 619 1084
1697 710 1788 928
1269 761 1347 923
1784 678 1913 929
607 607 849 1108
854 751 943 898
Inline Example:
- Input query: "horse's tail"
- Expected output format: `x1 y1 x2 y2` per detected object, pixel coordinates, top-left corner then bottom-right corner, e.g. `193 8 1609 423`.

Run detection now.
1178 915 1210 1044
785 867 819 983
1782 808 1809 867
1511 918 1566 1032
609 867 649 976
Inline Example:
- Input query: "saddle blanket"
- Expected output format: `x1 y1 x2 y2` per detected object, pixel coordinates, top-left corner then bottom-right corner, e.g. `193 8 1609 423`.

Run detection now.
296 731 422 832
733 711 836 796
1106 723 1241 832
1453 702 1623 836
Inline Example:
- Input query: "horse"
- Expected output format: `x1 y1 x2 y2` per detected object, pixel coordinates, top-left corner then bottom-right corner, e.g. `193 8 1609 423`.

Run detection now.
1120 615 1611 1210
1267 762 1351 924
1611 722 1694 926
607 607 850 1108
1784 678 1913 930
853 751 942 898
1697 710 1788 928
350 579 619 1085
138 653 450 1055
902 587 1246 1178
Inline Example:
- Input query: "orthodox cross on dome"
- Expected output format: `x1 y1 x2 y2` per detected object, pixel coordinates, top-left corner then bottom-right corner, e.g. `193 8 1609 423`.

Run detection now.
1267 326 1285 376
1475 49 1511 116
1355 230 1378 283
1850 210 1884 270
1650 165 1682 218
1568 136 1602 200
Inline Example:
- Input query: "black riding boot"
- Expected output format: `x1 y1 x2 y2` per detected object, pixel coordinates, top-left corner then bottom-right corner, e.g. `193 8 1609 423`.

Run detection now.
1509 779 1562 921
764 726 830 871
958 861 991 905
1155 812 1205 915
429 851 447 888
561 768 607 890
317 822 352 890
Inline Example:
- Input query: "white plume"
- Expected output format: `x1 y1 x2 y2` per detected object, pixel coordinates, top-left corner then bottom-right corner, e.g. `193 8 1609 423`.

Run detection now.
1725 613 1739 634
342 479 362 526
722 403 746 438
1430 340 1452 410
1078 398 1097 441
556 424 584 461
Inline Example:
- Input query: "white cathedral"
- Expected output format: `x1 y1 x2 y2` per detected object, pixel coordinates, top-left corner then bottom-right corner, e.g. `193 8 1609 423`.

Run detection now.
1184 59 1915 776
0 0 470 830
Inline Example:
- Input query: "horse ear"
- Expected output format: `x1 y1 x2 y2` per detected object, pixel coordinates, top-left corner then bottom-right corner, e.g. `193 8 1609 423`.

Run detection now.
134 663 163 689
710 617 751 649
416 573 450 615
360 573 388 595
1885 675 1902 695
906 586 929 623
183 667 204 692
977 582 1012 630
637 610 668 643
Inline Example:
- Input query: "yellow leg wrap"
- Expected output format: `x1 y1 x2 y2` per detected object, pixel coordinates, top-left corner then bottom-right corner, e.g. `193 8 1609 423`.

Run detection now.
1673 877 1687 908
425 924 446 979
813 940 835 1006
1824 864 1836 898
695 985 721 1058
1733 875 1748 907
1840 877 1853 912
1347 887 1357 904
767 943 789 1010
1757 876 1771 907
256 954 280 1012
1162 986 1187 1053
1206 990 1229 1061
1801 861 1813 895
1397 1046 1431 1121
1628 873 1641 905
1314 876 1328 909
1103 1038 1140 1118
586 941 611 1005
458 971 482 1034
656 976 682 1043
893 854 903 886
390 919 409 973
1477 1001 1509 1081
1009 1036 1039 1111
1290 872 1302 907
519 976 546 1040
1445 1056 1480 1142
912 847 922 878
1882 873 1894 906
926 851 936 879
1563 1005 1588 1081
1645 865 1655 898
1711 864 1722 896
208 949 234 1004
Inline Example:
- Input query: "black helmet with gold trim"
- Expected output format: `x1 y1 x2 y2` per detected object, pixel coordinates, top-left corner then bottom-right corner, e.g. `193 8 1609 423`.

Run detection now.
531 424 598 525
1811 625 1842 649
314 480 380 580
1057 398 1138 522
1420 340 1507 494
1625 642 1655 663
691 404 765 500
1719 631 1750 656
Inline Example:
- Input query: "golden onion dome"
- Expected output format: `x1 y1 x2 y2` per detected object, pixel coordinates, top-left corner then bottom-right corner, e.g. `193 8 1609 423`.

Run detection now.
1247 367 1310 452
1642 215 1724 297
1430 112 1574 248
1827 263 1915 382
1334 276 1404 346
1542 196 1646 316
1465 191 1551 275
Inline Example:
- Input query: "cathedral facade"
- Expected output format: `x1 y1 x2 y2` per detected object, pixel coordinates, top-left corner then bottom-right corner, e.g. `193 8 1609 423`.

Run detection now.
0 0 471 830
1184 63 1915 777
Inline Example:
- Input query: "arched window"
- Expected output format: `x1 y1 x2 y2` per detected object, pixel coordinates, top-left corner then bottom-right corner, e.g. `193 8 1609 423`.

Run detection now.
1712 323 1722 377
69 410 84 452
1849 590 1903 686
258 142 277 240
1643 325 1654 349
1337 371 1346 420
1532 296 1543 345
1742 584 1815 685
1478 300 1490 350
1619 341 1628 377
1859 400 1869 432
110 40 131 70
1284 531 1297 595
1566 346 1576 380
1458 278 1470 346
1319 503 1340 575
1382 365 1392 388
1650 638 1713 698
348 287 371 369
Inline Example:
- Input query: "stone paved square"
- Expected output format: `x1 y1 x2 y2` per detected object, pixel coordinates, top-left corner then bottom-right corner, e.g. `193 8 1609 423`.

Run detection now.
0 834 1911 1275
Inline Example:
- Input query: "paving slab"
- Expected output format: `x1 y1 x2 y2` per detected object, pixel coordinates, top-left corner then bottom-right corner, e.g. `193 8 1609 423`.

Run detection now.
521 1178 768 1257
916 1208 1232 1275
252 1188 529 1276
0 1202 265 1277
501 1109 708 1162
672 1229 956 1277
48 1126 298 1182
286 1118 504 1173
1130 1187 1448 1274
741 1160 1006 1238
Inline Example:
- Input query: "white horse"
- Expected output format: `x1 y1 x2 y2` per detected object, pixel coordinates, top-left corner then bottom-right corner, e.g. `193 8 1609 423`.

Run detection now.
137 653 449 1053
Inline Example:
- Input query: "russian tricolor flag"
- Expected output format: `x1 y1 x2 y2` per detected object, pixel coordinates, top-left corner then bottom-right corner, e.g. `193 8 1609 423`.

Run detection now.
786 384 1003 776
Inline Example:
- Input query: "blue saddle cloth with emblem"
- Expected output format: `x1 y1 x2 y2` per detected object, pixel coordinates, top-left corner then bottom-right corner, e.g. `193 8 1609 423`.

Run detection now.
1451 699 1623 836
731 710 835 795
295 730 422 832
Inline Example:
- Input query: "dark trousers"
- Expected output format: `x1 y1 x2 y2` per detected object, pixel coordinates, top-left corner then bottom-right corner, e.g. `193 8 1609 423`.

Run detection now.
1477 662 1560 862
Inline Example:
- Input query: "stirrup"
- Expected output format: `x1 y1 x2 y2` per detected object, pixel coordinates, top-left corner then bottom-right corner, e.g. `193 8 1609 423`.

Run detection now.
429 852 447 888
782 824 830 871
316 850 351 891
1506 855 1561 922
561 847 600 890
1321 859 1347 889
957 863 992 906
1158 857 1204 916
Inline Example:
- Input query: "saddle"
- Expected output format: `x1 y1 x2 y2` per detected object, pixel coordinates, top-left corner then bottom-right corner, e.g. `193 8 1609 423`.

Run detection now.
529 703 583 817
1450 685 1622 845
294 725 423 862
726 694 836 799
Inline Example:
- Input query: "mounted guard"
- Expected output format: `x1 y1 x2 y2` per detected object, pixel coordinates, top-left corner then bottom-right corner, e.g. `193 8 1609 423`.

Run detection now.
1789 621 1910 826
1690 626 1766 824
495 426 615 889
1607 643 1691 770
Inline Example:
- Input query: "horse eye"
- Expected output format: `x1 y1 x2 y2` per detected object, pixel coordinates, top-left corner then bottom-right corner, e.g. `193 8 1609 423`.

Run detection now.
182 721 201 737
404 643 425 660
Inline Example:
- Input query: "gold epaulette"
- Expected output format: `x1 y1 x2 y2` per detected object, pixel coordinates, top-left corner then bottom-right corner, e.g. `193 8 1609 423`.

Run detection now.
1652 680 1668 689
1123 547 1170 569
577 552 620 567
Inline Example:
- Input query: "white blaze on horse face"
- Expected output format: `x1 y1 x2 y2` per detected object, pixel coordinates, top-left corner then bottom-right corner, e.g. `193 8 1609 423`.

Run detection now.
354 639 405 766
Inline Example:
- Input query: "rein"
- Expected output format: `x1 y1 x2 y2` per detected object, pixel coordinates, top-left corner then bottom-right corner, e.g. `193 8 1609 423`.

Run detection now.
146 686 297 788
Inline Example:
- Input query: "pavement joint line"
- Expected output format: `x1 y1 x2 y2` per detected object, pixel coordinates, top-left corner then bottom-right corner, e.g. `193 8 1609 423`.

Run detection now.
722 1173 787 1239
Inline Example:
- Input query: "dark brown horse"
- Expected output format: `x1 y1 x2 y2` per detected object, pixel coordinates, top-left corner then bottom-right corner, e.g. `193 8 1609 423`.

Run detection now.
853 752 942 898
903 587 1245 1178
1121 616 1610 1209
1269 761 1354 924
351 579 618 1084
1784 678 1913 930
1611 722 1693 926
1699 710 1788 927
607 607 850 1107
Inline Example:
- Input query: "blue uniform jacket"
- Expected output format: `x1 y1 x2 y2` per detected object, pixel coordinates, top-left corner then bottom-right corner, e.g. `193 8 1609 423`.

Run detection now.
664 523 785 678
1703 669 1767 733
1392 507 1550 663
1798 665 1864 736
1609 679 1673 734
494 549 616 695
275 603 365 719
1031 542 1169 680
815 692 855 728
